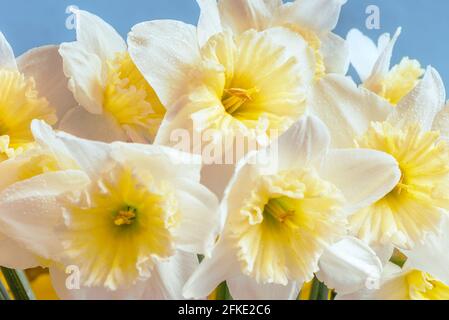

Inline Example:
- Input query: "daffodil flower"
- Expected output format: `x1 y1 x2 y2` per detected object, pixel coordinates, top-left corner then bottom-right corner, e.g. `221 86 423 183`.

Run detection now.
128 18 315 196
310 67 449 251
0 121 220 299
183 115 400 299
339 216 449 300
59 9 165 143
0 32 76 160
197 0 350 78
347 28 425 105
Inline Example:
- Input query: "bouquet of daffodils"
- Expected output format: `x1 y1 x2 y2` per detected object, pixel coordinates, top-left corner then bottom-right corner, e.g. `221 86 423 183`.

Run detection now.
1 0 448 301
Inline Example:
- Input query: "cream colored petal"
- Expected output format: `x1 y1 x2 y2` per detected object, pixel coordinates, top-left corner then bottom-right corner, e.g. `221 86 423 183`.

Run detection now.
227 275 300 300
17 45 78 121
336 262 404 300
432 101 449 140
317 237 382 295
364 28 401 91
32 120 113 179
388 67 446 131
0 171 89 260
275 115 331 171
143 251 198 300
183 239 240 299
0 31 17 69
0 234 39 269
171 178 220 255
197 0 223 47
320 32 349 75
404 216 449 286
59 106 127 143
346 29 381 82
277 0 347 32
49 265 147 300
320 149 401 215
59 42 104 114
71 8 126 60
110 142 202 183
309 74 391 148
218 0 275 33
128 20 201 108
262 26 315 86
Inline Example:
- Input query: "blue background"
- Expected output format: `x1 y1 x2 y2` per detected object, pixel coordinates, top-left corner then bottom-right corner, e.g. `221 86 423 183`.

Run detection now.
1 0 448 85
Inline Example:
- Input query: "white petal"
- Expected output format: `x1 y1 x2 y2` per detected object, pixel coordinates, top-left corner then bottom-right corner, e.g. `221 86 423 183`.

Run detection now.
32 120 113 179
388 67 446 131
364 28 401 90
432 101 449 140
404 216 449 286
128 20 201 108
261 27 315 85
277 0 347 32
0 171 89 260
317 237 382 295
196 0 223 47
320 149 401 214
172 179 220 255
275 115 331 171
17 45 78 121
0 234 39 269
320 32 349 75
59 42 104 114
110 142 202 183
71 8 126 60
183 239 239 299
309 74 391 148
218 0 274 33
59 106 127 143
49 265 146 300
0 31 17 69
143 251 198 300
227 275 299 300
346 29 381 82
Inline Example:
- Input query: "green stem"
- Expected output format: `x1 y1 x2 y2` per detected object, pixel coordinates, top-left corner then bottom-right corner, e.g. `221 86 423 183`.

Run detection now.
0 267 35 300
0 277 10 300
215 281 233 300
309 277 329 300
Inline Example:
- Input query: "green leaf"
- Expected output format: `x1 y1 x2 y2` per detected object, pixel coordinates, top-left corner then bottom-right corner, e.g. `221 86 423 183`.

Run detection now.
309 277 329 300
0 277 10 300
0 267 35 300
215 281 233 300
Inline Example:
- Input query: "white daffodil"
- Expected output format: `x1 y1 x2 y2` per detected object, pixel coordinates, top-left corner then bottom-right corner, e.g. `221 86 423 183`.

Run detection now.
59 9 165 143
183 115 400 299
339 216 449 300
197 0 350 77
128 18 315 196
347 28 425 105
0 31 76 160
0 121 220 299
310 66 449 251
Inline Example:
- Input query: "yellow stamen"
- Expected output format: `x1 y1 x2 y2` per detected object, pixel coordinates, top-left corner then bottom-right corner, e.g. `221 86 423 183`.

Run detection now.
222 87 259 115
114 207 137 226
